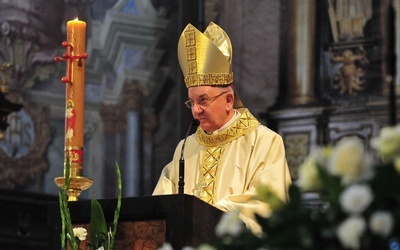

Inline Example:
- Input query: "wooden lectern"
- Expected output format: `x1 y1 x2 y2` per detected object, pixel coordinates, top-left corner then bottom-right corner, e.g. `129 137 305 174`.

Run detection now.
47 194 224 249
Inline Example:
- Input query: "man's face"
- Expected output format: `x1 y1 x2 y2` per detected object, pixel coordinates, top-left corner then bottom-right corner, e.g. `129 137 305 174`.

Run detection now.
187 86 234 133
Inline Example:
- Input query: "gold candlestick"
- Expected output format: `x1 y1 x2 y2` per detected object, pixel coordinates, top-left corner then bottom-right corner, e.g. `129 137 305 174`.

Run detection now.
54 18 92 201
54 175 93 201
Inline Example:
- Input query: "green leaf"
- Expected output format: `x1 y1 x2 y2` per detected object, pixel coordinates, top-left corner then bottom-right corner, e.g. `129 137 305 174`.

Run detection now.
109 162 122 248
90 198 108 247
316 164 342 205
58 190 66 250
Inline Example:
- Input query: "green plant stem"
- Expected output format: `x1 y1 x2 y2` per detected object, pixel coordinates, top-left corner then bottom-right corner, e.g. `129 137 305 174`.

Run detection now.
59 157 78 250
110 162 122 249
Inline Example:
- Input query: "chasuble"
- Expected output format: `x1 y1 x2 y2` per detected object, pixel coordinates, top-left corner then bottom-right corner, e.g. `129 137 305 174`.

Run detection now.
153 108 292 233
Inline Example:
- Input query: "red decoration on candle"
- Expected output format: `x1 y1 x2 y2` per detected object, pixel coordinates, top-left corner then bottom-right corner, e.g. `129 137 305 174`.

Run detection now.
54 42 89 84
66 147 84 165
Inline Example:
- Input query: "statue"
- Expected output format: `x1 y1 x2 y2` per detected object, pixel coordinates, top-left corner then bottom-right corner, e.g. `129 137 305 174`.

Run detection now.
331 47 369 95
328 0 373 42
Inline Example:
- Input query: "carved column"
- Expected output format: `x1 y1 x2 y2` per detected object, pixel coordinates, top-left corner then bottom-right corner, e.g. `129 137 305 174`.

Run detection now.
122 81 146 197
125 112 140 196
286 0 316 105
142 109 158 194
269 0 320 180
99 103 125 198
122 83 160 195
100 79 147 198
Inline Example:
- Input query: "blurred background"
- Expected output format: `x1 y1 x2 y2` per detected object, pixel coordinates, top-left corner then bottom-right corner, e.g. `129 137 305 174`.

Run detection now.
0 0 398 248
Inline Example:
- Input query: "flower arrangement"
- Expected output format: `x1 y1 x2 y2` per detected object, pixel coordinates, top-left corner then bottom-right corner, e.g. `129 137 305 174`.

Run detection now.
179 125 400 250
58 160 122 250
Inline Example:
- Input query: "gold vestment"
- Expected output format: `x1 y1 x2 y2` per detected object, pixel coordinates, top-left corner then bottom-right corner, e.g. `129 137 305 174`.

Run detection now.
153 108 292 233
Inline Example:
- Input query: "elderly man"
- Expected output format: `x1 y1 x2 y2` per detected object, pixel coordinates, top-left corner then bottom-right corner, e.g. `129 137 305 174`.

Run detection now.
153 22 291 233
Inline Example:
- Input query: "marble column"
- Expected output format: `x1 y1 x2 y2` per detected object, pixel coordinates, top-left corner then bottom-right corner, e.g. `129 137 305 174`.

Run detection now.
100 103 126 198
125 111 141 196
122 81 146 196
286 0 316 105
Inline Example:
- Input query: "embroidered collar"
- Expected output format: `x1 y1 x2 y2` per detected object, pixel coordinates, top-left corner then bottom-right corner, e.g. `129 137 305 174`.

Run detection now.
195 108 260 146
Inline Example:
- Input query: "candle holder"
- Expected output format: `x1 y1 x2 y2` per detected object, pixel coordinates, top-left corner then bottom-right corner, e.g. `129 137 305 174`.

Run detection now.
54 176 93 201
54 150 94 201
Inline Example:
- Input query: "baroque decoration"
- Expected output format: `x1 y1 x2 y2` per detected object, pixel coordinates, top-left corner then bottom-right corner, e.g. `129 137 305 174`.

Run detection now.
0 0 65 89
330 47 369 95
325 0 377 98
0 92 52 188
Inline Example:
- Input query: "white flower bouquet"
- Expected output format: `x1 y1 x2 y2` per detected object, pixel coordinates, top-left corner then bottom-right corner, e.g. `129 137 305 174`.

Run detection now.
191 125 400 250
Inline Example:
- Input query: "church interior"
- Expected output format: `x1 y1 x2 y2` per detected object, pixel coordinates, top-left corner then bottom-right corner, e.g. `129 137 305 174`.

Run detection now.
0 0 399 249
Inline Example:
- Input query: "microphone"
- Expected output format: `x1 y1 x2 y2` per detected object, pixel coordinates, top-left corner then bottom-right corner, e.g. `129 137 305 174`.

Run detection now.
178 119 200 194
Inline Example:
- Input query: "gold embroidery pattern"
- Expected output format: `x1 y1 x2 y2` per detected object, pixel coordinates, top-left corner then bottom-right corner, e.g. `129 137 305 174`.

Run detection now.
194 109 260 204
198 146 223 204
196 109 260 147
178 23 234 89
184 73 233 88
184 26 197 76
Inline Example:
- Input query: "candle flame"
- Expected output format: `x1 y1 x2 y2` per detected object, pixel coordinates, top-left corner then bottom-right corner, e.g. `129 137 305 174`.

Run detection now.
74 17 79 21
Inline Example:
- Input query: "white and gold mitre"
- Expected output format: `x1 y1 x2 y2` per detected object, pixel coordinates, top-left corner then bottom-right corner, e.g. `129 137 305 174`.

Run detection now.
177 22 233 88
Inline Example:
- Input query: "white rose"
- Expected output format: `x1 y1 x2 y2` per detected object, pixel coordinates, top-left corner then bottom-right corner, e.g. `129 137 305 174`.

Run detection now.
72 227 87 241
340 184 373 215
96 247 104 250
336 216 366 250
328 137 372 184
215 210 244 237
369 211 394 237
371 125 400 160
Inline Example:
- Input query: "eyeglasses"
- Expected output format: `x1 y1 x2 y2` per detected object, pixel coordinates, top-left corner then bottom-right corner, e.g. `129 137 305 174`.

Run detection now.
184 92 228 109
